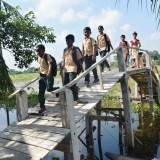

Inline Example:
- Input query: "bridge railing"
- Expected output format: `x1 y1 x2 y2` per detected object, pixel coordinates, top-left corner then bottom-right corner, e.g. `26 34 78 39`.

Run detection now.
8 46 157 98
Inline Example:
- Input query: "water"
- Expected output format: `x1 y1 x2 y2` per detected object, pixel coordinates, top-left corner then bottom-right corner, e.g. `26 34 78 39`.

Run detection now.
0 108 17 131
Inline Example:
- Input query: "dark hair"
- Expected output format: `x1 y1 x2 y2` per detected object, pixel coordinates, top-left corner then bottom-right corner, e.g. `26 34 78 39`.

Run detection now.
98 25 104 30
121 35 125 38
65 34 75 42
83 27 91 34
37 44 45 50
133 32 137 36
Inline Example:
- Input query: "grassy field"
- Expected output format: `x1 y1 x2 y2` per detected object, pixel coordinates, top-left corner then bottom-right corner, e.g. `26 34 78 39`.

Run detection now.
10 72 61 83
10 73 39 83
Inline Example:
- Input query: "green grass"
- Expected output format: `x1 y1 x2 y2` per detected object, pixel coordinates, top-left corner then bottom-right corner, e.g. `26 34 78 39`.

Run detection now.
10 73 39 83
10 72 61 83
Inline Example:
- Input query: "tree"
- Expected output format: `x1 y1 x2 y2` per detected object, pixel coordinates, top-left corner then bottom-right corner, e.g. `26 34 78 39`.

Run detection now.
0 1 56 106
150 50 160 60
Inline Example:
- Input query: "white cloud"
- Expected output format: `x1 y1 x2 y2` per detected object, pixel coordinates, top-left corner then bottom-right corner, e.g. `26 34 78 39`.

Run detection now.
60 9 75 23
77 7 92 19
150 32 160 40
34 0 84 22
88 8 122 30
142 32 160 51
120 24 131 33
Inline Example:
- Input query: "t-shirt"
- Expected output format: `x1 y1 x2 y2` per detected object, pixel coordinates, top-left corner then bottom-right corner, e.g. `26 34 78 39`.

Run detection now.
119 41 130 55
130 39 141 47
82 37 96 56
97 34 110 52
63 46 82 73
38 54 52 74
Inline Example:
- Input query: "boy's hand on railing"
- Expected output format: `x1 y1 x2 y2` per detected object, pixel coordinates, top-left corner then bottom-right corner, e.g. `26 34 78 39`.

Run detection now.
92 55 96 61
33 67 39 71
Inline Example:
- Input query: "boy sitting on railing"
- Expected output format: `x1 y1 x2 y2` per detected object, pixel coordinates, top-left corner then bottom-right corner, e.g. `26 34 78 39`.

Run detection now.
61 34 84 106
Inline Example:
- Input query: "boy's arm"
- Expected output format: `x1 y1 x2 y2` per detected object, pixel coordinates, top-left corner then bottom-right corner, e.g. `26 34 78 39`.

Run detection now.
78 60 84 72
82 42 85 56
92 39 96 60
76 49 84 72
33 67 40 71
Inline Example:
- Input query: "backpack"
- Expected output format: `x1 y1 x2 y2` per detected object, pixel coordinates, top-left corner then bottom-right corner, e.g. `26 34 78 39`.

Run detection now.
64 46 83 75
44 54 57 77
104 34 111 52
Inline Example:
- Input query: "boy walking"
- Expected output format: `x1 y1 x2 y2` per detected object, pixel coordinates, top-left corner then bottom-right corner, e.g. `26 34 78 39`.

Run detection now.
97 25 113 72
34 44 58 113
62 34 83 106
82 27 99 86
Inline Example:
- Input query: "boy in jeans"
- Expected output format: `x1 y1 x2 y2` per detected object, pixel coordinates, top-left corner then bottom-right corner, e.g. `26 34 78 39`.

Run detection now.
62 34 83 106
34 44 59 113
82 27 99 86
97 25 113 72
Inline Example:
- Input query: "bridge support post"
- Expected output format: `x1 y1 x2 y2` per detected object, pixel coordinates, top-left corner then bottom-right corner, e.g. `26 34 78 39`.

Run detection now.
98 65 104 90
16 90 28 122
85 114 95 160
117 48 134 150
146 69 154 116
59 91 69 128
65 88 80 160
156 82 160 105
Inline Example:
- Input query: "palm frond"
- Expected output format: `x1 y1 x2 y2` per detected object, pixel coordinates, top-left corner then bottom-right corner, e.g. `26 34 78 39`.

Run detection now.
116 0 160 29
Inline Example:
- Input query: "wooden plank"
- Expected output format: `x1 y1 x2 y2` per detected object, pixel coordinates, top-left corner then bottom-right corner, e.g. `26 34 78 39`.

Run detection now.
0 147 39 160
0 131 59 150
105 152 142 160
127 68 147 76
91 115 124 122
0 138 49 158
78 91 105 96
3 127 68 142
8 124 70 135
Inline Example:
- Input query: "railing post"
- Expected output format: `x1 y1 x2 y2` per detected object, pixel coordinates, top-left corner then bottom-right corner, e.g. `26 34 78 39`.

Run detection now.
117 48 134 150
146 69 154 116
156 81 160 105
97 64 104 90
59 91 69 128
65 88 80 160
145 52 151 69
16 90 28 122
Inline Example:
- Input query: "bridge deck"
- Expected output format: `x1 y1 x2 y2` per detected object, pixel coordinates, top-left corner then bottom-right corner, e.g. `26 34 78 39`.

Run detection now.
0 71 124 160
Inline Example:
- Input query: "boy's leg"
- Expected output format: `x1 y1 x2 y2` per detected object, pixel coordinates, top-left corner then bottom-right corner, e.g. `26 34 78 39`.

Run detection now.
91 56 98 81
99 52 104 71
84 55 90 83
46 76 54 92
69 72 78 101
100 51 110 71
64 72 69 85
38 75 46 108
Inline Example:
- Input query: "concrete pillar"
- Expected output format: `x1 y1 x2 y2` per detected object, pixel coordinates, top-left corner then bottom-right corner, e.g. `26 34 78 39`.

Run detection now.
16 90 28 121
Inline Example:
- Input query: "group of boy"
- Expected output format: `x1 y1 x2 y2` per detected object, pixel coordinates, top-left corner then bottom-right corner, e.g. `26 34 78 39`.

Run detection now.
35 25 113 113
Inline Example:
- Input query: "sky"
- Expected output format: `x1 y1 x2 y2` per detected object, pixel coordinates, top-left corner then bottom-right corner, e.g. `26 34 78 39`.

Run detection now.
2 0 160 70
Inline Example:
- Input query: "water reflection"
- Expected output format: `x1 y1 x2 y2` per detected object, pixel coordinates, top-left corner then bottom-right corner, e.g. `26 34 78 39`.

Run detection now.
0 108 16 131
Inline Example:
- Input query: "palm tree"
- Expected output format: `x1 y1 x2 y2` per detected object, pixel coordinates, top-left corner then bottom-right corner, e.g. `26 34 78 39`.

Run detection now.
116 0 160 27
